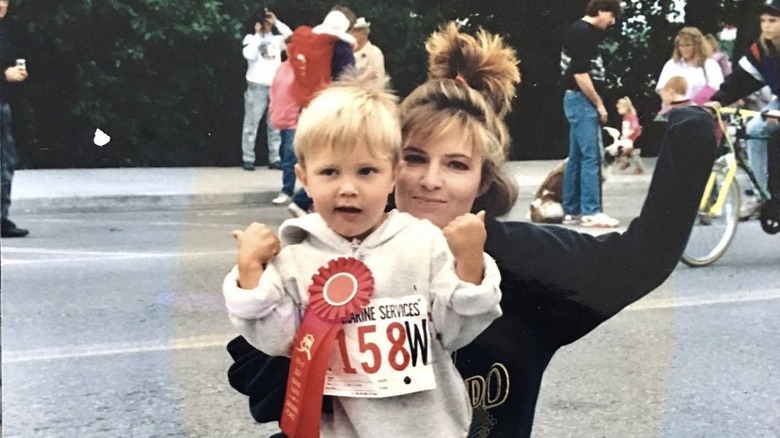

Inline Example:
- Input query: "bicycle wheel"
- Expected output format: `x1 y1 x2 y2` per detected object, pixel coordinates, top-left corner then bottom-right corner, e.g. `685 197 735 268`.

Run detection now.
681 171 741 267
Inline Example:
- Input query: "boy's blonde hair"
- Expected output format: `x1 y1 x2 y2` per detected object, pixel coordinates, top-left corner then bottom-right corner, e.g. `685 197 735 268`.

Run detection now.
663 76 689 96
294 70 401 166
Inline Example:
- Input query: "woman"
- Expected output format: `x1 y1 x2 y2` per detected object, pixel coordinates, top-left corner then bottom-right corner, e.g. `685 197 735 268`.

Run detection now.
227 23 717 438
395 24 716 437
656 27 724 104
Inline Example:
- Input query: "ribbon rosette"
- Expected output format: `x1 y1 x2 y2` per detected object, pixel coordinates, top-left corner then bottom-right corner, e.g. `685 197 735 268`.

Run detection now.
307 257 374 322
280 257 374 438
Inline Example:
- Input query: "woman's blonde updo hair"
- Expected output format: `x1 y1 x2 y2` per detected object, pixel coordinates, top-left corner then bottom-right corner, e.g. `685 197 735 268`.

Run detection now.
400 22 521 219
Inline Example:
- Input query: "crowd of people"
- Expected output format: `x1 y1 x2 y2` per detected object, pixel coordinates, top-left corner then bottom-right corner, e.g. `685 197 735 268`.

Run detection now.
239 6 387 220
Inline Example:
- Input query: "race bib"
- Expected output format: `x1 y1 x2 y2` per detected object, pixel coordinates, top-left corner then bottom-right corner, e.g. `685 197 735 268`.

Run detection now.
325 295 435 398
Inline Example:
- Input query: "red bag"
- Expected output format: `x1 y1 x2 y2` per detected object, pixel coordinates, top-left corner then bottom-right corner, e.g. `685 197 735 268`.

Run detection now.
286 26 339 107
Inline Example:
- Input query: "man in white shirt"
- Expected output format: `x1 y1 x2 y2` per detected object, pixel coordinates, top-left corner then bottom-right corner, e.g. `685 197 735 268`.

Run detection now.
349 17 385 77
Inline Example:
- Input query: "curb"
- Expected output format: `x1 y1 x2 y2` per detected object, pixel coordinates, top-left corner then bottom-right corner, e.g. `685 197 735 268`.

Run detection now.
11 160 656 213
14 192 280 213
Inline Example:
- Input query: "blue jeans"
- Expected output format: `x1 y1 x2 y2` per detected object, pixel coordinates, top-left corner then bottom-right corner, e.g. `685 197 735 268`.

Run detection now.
241 82 281 165
563 90 603 216
279 129 296 196
1 102 17 219
292 187 312 211
745 99 780 195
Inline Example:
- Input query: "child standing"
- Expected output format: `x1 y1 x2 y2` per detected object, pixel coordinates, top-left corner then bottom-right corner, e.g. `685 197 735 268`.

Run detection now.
223 73 502 438
615 96 646 174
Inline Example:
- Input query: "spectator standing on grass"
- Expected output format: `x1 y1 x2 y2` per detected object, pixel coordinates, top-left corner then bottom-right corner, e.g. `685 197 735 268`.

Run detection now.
240 9 291 171
1 0 29 238
559 0 623 228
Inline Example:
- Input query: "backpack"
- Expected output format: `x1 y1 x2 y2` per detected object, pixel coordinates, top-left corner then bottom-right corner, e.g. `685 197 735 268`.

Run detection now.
286 26 339 107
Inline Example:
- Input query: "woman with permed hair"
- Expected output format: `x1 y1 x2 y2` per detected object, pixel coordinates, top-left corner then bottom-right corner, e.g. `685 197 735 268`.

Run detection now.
656 26 724 103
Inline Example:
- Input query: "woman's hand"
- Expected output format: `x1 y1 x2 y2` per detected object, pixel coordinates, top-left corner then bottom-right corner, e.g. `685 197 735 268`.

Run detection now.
232 223 280 289
443 211 486 284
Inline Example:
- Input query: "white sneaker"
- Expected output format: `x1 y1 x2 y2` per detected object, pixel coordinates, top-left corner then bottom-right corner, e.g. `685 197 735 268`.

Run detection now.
271 193 292 205
581 213 620 228
287 203 307 218
562 214 581 225
739 196 762 220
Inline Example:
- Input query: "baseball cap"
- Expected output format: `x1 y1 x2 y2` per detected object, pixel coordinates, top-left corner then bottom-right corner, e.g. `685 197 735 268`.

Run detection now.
759 0 780 16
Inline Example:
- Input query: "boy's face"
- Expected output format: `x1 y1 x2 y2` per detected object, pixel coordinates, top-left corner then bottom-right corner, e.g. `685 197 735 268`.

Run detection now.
761 14 780 41
295 143 396 241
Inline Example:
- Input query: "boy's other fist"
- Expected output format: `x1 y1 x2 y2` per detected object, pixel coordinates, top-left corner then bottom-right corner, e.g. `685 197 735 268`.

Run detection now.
233 222 280 269
443 210 487 261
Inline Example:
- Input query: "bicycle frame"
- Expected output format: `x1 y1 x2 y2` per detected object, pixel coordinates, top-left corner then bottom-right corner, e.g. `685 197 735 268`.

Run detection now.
700 107 770 216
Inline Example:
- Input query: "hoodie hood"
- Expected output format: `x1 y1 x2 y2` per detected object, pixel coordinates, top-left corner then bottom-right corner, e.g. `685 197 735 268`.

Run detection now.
279 210 420 253
312 10 356 46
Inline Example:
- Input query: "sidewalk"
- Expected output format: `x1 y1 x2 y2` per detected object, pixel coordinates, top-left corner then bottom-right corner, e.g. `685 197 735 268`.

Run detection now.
11 159 656 212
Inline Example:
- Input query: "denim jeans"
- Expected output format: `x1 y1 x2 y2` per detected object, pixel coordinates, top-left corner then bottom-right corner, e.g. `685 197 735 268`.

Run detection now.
562 90 603 216
1 102 17 219
279 129 296 196
241 82 281 165
292 188 312 211
745 98 780 195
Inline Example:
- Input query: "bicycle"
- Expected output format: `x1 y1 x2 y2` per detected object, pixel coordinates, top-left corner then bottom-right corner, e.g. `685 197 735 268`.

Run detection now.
681 106 780 267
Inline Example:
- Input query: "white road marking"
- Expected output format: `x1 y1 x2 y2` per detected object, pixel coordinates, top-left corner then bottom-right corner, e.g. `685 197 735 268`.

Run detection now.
4 290 779 364
1 247 234 265
3 334 235 363
627 288 780 311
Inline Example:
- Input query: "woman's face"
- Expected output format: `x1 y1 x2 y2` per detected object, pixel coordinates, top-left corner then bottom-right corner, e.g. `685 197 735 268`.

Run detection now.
395 128 484 229
677 37 695 61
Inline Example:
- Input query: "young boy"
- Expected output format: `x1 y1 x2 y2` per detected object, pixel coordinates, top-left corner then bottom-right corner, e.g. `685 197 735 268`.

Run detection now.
223 73 502 437
658 75 691 117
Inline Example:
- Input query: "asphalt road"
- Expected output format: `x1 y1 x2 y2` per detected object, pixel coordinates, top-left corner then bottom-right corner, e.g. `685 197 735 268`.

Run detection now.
2 198 779 437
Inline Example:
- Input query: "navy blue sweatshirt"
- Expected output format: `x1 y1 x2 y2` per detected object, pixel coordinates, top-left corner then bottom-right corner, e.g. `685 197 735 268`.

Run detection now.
455 107 717 437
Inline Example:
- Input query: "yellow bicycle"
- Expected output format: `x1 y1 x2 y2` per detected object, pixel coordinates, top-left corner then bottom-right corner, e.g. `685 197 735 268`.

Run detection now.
681 107 777 267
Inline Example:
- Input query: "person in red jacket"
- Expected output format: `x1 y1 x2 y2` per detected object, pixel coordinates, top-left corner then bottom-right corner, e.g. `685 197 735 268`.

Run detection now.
285 6 357 218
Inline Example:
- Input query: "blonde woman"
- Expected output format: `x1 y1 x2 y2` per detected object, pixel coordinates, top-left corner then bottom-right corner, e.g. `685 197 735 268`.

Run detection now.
656 26 724 103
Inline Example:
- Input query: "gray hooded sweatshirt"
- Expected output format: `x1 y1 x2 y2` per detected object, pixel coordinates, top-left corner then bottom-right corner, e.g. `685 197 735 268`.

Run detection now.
224 210 502 437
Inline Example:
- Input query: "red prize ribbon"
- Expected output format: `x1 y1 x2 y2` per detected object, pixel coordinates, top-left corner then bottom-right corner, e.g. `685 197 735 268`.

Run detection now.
280 257 374 438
